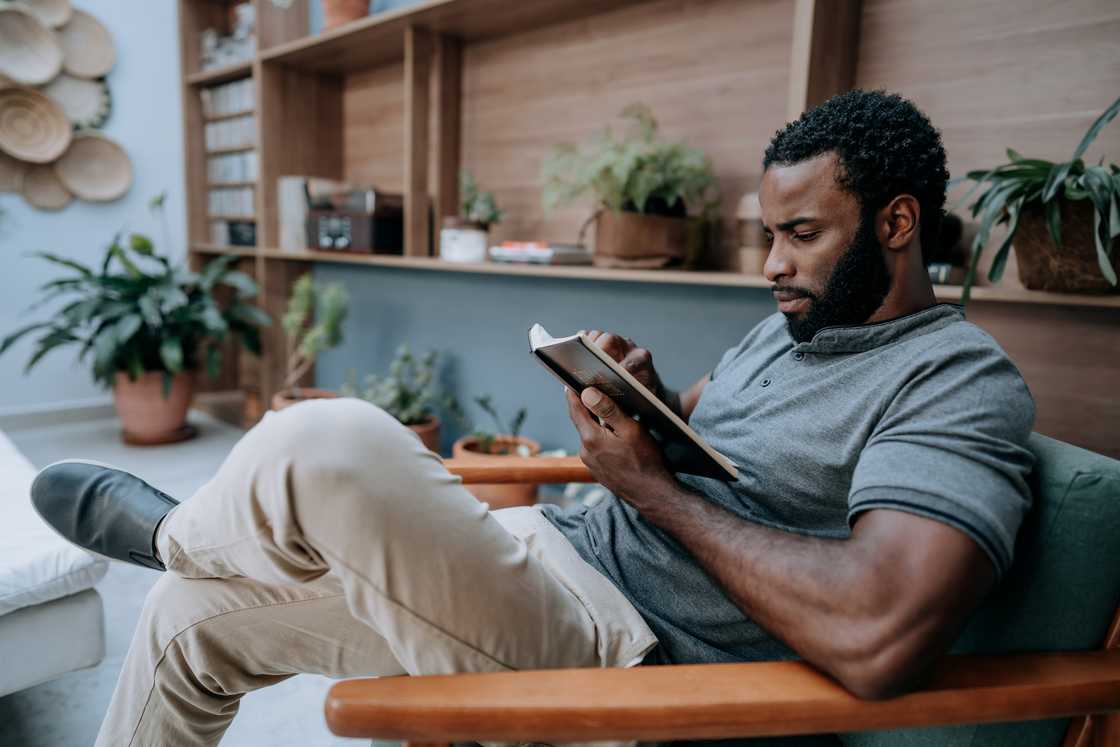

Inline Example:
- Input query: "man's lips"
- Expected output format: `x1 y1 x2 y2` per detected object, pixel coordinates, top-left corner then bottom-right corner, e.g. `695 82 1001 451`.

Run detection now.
772 288 812 313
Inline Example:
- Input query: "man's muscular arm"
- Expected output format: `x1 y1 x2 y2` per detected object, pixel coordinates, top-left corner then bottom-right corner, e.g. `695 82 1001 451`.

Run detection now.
567 387 996 699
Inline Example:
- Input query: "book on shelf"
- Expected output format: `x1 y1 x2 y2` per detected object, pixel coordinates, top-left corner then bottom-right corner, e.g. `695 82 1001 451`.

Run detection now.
528 323 738 482
489 241 592 265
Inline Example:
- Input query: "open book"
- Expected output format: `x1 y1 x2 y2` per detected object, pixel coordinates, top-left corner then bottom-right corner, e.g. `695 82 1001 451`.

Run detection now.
529 324 738 482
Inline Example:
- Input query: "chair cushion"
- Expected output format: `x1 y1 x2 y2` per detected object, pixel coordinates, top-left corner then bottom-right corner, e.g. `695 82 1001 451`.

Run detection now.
841 433 1120 747
0 431 108 617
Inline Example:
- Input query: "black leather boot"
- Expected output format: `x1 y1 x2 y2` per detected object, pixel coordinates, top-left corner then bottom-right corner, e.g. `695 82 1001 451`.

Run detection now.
31 460 179 571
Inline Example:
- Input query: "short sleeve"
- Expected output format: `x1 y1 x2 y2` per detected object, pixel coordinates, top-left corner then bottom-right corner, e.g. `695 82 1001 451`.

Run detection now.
847 338 1036 578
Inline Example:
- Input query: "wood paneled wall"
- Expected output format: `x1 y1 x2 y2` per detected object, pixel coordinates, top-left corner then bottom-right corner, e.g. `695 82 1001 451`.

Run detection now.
336 0 1118 456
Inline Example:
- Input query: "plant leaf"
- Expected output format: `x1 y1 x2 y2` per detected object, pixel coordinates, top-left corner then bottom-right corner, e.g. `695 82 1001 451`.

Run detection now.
138 294 162 328
0 322 54 356
129 233 155 256
1093 208 1118 285
1071 95 1120 163
206 345 222 380
114 314 143 345
30 251 93 277
1046 198 1063 248
159 337 183 374
988 196 1024 283
218 270 258 298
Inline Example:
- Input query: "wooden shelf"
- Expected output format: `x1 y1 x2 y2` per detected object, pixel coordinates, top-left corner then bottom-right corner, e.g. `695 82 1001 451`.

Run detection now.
186 60 253 86
206 214 256 222
205 145 256 156
193 244 257 258
204 108 255 123
187 245 1120 308
259 0 646 74
207 180 256 189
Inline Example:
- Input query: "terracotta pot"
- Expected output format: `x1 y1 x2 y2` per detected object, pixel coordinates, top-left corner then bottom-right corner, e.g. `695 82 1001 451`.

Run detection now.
406 415 441 454
451 435 541 510
322 0 368 30
113 371 194 445
271 387 339 411
594 209 693 269
1013 199 1119 293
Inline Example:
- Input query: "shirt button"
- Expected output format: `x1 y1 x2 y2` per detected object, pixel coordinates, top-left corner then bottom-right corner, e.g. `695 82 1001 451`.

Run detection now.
793 352 805 361
760 378 772 387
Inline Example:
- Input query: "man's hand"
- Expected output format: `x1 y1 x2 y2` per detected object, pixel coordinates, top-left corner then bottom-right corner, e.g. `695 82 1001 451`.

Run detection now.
584 330 666 399
566 386 677 509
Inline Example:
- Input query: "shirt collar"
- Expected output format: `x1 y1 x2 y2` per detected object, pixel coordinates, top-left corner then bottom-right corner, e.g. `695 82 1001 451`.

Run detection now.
790 303 965 355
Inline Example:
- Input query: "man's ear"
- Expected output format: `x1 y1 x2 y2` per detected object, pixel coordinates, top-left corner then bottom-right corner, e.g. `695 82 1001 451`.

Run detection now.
878 194 920 252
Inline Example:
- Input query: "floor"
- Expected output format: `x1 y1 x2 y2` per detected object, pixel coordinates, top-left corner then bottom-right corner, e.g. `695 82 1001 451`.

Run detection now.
0 411 359 746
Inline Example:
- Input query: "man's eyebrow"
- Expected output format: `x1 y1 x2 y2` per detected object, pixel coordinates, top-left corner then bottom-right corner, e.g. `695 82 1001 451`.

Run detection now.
774 216 818 231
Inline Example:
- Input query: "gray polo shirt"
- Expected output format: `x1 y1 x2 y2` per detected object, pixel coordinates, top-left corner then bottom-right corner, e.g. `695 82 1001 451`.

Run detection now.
542 304 1036 665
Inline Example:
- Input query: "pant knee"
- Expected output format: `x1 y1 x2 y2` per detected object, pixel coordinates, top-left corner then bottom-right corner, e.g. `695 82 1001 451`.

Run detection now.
257 397 417 467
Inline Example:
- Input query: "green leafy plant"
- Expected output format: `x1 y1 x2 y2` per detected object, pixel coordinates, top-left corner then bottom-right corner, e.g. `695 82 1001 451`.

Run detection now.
541 103 719 217
460 170 503 228
0 197 269 394
465 395 529 455
340 345 458 426
280 273 349 390
957 95 1120 301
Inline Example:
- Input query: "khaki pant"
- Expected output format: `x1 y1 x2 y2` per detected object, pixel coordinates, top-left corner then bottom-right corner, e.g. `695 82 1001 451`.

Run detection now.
97 398 657 747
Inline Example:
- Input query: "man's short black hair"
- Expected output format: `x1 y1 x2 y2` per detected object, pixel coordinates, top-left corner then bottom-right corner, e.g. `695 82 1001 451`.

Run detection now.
763 90 949 261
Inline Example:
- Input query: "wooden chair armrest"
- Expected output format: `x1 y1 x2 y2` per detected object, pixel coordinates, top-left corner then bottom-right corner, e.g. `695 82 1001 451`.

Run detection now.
442 455 594 485
325 650 1120 742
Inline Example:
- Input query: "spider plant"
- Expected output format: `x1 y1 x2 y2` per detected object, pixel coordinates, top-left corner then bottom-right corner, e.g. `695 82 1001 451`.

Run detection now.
957 96 1119 301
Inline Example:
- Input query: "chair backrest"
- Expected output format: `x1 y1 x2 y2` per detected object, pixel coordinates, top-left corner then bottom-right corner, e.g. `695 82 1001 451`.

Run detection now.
842 434 1120 747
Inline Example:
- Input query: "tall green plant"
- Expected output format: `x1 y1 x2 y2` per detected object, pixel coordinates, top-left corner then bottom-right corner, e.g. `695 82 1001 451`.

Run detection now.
281 273 349 390
340 345 458 426
541 103 719 216
0 200 269 394
958 95 1120 301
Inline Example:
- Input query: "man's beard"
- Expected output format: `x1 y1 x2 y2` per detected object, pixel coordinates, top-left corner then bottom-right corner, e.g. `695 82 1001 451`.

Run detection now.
780 213 893 344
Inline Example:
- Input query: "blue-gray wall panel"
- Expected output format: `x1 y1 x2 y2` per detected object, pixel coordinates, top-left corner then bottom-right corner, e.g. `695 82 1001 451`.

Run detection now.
313 265 775 454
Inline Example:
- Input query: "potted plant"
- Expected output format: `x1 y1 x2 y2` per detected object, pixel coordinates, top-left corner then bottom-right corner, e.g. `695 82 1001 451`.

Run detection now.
439 170 504 264
958 95 1119 300
451 395 540 509
272 273 349 410
340 345 458 453
0 201 269 444
321 0 368 30
541 103 720 269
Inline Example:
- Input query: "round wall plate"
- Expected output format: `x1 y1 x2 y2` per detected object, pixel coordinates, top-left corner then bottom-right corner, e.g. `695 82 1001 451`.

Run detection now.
0 85 72 163
40 73 110 128
0 150 28 193
57 9 115 79
14 0 73 29
0 6 64 85
22 162 72 210
53 131 132 202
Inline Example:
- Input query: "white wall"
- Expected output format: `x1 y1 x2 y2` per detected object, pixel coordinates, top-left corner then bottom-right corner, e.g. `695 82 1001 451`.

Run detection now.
0 0 185 413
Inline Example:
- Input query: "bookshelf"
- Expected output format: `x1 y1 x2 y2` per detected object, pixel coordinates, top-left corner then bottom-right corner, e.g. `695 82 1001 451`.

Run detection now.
179 0 1120 442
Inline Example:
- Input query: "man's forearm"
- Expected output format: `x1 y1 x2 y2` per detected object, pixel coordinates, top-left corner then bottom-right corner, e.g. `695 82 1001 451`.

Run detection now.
638 481 896 691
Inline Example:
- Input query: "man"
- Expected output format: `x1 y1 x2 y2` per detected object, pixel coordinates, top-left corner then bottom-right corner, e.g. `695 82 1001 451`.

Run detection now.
32 90 1034 746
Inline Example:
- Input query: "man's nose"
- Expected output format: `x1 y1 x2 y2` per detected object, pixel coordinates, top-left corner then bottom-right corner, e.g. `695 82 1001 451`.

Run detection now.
763 241 793 283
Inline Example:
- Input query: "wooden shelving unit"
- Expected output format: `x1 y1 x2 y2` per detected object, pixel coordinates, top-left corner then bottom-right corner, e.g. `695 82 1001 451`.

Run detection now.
178 0 1120 427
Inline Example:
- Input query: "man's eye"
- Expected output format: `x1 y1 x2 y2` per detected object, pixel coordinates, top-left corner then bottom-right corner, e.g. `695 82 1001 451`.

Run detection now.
792 232 819 242
763 233 774 245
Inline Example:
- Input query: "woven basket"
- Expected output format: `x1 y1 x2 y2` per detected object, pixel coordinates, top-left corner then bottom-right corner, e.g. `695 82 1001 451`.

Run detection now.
22 163 72 210
0 85 71 163
0 6 63 85
1014 199 1119 293
57 9 114 79
53 132 132 202
15 0 73 29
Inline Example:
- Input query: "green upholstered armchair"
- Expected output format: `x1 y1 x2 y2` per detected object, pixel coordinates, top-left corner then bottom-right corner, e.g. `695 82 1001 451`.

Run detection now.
324 434 1120 746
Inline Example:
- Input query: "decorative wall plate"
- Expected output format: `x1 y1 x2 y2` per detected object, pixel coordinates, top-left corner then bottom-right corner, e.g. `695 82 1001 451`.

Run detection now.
53 131 131 202
40 73 110 128
0 85 71 162
22 162 72 210
57 9 114 79
0 6 64 85
0 150 28 192
13 0 73 29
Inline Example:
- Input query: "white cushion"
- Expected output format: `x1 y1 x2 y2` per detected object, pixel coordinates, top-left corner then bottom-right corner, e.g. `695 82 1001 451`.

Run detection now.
0 432 108 616
0 588 105 697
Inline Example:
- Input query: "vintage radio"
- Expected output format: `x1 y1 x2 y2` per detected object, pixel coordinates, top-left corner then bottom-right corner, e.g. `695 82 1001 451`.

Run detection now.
305 188 404 254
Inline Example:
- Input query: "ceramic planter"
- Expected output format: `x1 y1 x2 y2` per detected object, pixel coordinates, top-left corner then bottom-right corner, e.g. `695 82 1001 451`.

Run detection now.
594 209 691 269
406 415 441 453
439 217 489 263
451 435 541 510
113 371 195 445
1014 199 1120 293
321 0 368 30
271 387 339 411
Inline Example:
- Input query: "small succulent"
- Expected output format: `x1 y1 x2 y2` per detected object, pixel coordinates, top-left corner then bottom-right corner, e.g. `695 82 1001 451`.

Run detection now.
340 345 458 426
460 170 504 228
281 274 349 390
